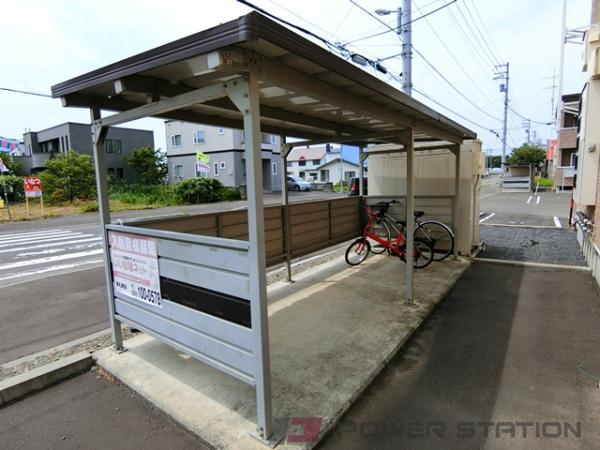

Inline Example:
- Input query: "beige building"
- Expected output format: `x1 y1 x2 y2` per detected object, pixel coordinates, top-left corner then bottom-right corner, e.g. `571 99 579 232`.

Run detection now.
554 93 580 190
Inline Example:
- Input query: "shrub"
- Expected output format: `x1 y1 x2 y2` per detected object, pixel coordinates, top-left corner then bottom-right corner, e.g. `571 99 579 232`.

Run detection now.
127 146 168 184
108 182 178 205
174 178 223 204
39 151 96 203
81 203 99 213
218 187 242 201
0 175 25 201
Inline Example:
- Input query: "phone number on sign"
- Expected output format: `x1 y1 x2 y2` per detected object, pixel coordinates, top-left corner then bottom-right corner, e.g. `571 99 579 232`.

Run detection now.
136 286 162 305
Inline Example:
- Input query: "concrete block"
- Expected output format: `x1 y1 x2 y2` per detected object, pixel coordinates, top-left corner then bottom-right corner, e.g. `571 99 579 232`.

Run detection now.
0 352 93 405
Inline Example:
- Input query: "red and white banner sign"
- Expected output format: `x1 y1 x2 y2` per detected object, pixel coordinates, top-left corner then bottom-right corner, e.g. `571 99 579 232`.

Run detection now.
108 231 162 308
23 177 43 198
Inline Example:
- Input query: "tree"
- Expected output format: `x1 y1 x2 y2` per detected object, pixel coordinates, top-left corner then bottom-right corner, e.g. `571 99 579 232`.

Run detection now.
488 155 502 168
39 150 96 203
127 146 167 184
0 154 23 175
507 144 546 166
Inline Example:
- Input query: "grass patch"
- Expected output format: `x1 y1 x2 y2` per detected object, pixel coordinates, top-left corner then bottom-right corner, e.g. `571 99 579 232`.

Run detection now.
535 177 554 188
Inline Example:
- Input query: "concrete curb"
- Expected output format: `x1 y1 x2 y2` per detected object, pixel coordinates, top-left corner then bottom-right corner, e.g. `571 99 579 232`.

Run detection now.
0 352 93 406
472 257 591 271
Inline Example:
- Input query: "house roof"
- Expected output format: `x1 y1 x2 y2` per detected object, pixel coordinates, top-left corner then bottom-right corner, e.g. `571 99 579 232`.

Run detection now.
316 157 361 170
51 12 476 146
287 146 327 161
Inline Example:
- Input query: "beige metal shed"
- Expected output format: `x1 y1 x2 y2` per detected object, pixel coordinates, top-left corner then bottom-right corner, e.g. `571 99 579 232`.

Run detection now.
51 11 476 445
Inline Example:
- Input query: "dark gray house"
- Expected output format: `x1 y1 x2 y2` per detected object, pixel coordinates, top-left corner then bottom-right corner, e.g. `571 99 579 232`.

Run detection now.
19 122 154 182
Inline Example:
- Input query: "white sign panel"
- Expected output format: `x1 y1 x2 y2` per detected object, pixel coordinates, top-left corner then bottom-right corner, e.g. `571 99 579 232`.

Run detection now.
109 231 162 308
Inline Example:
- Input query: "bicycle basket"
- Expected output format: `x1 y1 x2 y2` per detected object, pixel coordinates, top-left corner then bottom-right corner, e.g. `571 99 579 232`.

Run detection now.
371 202 389 218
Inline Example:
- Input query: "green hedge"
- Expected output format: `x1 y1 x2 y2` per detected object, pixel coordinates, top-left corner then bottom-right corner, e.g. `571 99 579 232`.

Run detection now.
0 175 25 201
174 178 224 204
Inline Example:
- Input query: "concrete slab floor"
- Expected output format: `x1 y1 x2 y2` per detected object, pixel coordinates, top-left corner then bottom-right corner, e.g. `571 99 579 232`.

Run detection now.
95 254 470 449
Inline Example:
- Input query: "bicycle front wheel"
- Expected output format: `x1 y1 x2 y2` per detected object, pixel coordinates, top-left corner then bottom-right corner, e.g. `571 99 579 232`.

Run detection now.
414 221 454 261
368 220 390 254
345 239 371 266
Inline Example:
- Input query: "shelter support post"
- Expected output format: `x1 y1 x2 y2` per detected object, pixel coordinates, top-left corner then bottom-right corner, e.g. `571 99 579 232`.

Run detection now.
453 144 461 259
228 74 274 443
359 147 364 196
90 107 123 351
405 129 415 304
280 139 293 282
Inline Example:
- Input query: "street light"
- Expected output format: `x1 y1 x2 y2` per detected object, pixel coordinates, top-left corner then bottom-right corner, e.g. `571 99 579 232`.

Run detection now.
375 3 412 95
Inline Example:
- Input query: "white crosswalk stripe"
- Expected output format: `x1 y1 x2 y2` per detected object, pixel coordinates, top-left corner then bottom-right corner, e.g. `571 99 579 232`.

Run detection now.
0 229 104 285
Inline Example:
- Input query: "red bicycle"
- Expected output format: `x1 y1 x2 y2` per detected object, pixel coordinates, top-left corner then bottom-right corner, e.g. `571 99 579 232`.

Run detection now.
345 201 434 268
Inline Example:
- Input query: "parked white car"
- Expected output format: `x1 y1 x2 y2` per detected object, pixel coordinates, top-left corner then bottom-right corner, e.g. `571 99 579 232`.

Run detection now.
287 176 312 191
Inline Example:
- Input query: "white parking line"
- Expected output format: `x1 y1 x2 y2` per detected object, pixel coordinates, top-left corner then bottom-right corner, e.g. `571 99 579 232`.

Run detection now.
554 216 562 228
536 196 541 204
479 212 496 223
526 196 533 204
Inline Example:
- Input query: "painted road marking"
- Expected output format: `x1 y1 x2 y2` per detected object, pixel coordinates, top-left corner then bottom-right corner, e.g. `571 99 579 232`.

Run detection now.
526 196 533 204
16 242 102 258
536 195 541 204
0 259 104 282
0 233 92 249
479 213 496 223
554 216 562 228
0 249 104 271
0 237 102 254
0 230 75 244
0 229 67 241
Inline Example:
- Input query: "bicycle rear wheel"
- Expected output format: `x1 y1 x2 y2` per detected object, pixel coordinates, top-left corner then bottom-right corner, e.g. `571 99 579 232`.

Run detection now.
368 220 390 254
345 239 371 266
413 239 434 269
414 221 454 261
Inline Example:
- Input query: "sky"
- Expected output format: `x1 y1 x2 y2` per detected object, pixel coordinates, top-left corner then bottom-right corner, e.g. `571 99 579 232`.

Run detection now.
0 0 593 156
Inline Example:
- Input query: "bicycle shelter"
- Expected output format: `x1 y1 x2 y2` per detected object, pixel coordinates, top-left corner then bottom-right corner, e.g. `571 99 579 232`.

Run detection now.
51 12 476 445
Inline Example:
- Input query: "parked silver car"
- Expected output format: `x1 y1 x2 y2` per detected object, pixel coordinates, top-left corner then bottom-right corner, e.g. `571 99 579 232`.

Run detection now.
287 176 312 191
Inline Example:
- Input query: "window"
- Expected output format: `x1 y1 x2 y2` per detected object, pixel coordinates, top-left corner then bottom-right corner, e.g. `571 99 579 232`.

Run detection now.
65 135 69 151
171 134 182 147
261 133 271 144
344 171 356 180
219 161 226 170
271 135 276 144
213 162 219 175
312 159 320 165
116 168 124 179
287 161 293 167
193 130 205 144
321 170 329 182
299 160 306 166
60 136 65 152
105 139 113 153
272 162 277 175
309 172 317 180
299 171 305 178
173 164 183 178
217 128 225 135
114 140 122 154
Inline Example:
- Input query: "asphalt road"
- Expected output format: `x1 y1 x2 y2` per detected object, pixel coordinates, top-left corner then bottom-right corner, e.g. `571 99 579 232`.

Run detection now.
0 190 342 364
480 181 572 228
320 262 600 450
0 371 207 450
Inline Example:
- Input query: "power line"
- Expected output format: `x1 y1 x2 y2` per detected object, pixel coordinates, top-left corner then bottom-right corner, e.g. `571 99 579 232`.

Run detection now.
0 87 52 98
342 0 458 45
465 0 503 62
507 102 552 125
409 45 503 121
413 87 500 138
457 1 500 66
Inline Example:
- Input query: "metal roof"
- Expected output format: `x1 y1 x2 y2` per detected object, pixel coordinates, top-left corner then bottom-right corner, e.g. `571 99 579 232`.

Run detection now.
51 12 476 145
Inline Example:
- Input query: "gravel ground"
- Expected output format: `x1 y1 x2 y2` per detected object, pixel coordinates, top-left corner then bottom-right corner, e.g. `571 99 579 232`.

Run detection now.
478 225 586 266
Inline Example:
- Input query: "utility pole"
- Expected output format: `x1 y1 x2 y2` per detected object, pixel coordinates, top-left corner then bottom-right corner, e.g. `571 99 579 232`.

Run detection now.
494 62 510 165
376 2 412 95
401 0 413 95
522 119 531 145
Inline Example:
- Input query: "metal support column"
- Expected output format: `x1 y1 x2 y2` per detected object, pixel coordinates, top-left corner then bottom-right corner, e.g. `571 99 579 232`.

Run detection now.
280 138 293 282
405 129 415 304
358 146 364 196
453 144 461 259
90 107 123 351
228 74 274 442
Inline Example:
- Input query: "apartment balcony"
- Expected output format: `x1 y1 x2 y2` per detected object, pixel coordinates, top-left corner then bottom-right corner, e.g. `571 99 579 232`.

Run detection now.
557 127 578 149
555 165 576 187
